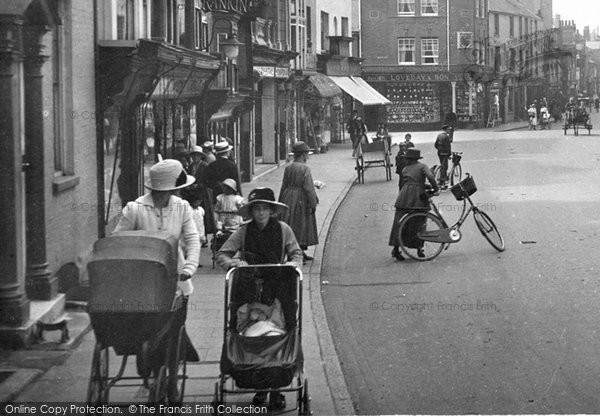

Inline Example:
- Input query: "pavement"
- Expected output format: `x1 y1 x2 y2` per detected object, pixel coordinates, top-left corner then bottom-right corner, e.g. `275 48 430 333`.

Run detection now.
0 119 532 413
0 141 359 415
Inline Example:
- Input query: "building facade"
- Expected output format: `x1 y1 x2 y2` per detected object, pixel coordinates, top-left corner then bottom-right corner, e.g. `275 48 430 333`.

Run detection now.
361 0 489 130
0 0 99 346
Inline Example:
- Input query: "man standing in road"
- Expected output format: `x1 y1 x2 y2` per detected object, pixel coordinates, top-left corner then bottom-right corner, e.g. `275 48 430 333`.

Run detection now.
434 124 453 189
347 110 366 157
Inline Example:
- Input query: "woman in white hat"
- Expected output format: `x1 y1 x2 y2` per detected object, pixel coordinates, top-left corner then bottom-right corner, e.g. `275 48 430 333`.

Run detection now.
114 159 200 293
113 158 200 399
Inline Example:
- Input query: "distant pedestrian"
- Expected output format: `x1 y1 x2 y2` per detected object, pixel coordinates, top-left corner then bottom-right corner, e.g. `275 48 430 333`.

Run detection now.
201 140 216 165
376 123 392 153
389 148 439 261
279 141 319 264
434 125 453 189
347 110 366 157
395 134 415 189
206 141 242 202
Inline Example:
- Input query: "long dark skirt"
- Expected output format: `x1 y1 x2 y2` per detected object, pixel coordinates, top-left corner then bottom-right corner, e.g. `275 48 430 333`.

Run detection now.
388 208 427 249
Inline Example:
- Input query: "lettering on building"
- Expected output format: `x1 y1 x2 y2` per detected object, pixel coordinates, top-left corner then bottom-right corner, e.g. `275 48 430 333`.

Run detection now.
202 0 250 13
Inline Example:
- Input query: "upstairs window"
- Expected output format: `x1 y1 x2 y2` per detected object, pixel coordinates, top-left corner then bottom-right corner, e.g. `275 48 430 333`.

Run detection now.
398 38 415 64
397 0 415 16
421 38 439 64
421 0 438 16
116 0 135 40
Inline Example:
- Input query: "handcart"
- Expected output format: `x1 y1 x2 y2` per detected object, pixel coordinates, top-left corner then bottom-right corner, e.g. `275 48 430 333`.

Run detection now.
214 264 310 415
355 137 392 184
86 231 191 405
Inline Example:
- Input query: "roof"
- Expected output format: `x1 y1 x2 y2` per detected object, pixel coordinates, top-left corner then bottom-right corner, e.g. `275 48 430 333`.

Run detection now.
489 0 541 20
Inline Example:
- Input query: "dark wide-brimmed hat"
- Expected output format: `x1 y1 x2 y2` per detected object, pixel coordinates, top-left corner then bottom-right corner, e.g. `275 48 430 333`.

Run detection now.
291 141 313 154
144 159 195 191
441 124 453 130
401 148 423 160
237 187 288 218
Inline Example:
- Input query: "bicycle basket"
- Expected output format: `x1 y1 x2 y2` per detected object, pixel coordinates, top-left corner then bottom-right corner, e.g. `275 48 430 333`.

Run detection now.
450 176 477 200
452 153 462 164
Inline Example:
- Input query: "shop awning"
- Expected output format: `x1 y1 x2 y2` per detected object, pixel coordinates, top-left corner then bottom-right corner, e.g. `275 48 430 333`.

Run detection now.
208 94 253 122
304 73 342 98
329 76 391 105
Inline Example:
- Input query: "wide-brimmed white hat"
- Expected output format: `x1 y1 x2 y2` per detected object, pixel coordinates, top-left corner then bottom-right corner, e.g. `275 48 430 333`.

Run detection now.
144 159 195 191
190 145 205 155
214 141 233 154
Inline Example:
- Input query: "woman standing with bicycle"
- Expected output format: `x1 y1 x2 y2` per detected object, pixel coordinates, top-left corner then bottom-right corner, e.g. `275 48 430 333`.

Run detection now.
389 148 439 261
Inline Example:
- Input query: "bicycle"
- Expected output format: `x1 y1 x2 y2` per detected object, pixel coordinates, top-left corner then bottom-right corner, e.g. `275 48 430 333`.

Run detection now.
397 173 505 261
433 151 463 187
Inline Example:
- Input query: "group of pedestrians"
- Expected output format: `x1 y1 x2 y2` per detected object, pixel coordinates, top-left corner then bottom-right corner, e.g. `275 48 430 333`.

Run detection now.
527 98 551 130
110 138 321 409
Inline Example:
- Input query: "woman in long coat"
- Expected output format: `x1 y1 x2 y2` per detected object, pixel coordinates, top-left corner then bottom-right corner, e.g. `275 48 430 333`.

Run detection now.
389 148 438 261
279 141 319 262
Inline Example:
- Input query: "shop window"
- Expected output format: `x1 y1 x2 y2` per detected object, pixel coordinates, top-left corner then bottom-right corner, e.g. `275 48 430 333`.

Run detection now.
385 82 441 123
421 38 439 65
493 14 499 37
509 16 514 37
194 7 208 49
397 0 415 16
398 38 415 65
421 0 438 16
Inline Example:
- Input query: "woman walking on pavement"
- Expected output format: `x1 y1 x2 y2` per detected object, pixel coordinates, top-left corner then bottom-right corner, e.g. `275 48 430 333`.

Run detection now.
113 158 200 399
279 141 319 264
389 148 439 261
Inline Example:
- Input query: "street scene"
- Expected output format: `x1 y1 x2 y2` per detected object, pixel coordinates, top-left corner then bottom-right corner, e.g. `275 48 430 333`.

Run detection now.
1 0 600 415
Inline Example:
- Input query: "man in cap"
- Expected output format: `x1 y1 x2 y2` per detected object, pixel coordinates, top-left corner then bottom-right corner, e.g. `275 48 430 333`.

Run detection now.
434 124 453 189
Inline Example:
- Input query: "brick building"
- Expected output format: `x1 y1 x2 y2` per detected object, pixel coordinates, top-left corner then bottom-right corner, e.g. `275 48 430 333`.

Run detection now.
361 0 489 130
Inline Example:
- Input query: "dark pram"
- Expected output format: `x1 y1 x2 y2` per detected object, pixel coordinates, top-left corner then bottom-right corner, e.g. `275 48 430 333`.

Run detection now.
86 231 194 405
215 264 310 414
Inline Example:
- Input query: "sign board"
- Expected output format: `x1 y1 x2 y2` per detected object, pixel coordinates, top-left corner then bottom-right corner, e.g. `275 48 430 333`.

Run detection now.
254 66 290 79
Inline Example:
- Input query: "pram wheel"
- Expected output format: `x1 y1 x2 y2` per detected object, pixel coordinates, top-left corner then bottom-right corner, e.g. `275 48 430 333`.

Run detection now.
87 342 109 405
137 341 151 384
298 378 311 415
149 365 168 404
167 325 188 404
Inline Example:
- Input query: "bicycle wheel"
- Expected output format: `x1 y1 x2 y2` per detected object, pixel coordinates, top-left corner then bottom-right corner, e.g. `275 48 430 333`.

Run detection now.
397 212 445 261
450 163 462 186
473 209 505 252
432 165 442 186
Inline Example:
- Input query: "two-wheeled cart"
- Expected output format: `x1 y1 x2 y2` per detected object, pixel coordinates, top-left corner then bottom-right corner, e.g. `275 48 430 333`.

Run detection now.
355 138 392 184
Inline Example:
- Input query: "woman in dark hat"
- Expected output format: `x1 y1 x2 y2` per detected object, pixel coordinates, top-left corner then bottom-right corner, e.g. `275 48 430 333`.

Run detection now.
216 188 302 409
278 141 319 263
389 148 439 261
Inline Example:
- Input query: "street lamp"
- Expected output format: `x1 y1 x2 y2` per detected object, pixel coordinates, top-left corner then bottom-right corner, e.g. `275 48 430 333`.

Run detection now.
219 34 244 61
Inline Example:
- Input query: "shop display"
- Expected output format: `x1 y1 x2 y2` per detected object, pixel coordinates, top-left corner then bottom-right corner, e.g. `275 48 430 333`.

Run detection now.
384 82 441 123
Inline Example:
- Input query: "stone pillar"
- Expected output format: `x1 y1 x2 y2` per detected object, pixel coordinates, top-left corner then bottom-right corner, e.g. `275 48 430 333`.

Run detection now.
23 25 57 300
0 15 30 326
451 81 457 113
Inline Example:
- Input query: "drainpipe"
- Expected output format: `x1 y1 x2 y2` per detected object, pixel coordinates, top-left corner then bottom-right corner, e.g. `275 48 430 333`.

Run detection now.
93 0 105 238
447 0 450 72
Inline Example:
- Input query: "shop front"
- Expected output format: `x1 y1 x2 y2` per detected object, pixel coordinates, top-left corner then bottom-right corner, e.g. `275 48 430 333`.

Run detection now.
299 72 343 150
98 39 221 229
363 70 484 131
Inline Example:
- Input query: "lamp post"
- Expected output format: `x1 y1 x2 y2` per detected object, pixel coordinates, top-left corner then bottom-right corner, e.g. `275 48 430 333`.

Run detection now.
204 18 244 92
